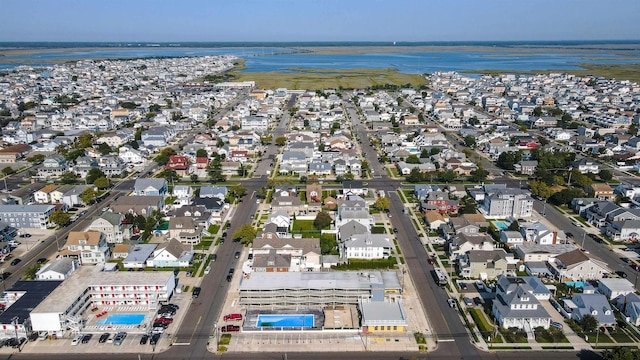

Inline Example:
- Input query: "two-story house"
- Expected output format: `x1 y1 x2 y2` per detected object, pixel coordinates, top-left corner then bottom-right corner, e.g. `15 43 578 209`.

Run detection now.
133 178 168 198
88 212 129 244
60 231 111 265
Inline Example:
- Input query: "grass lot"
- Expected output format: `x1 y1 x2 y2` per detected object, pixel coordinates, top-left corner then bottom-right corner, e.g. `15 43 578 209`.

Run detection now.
499 327 528 343
608 328 635 343
534 327 569 343
229 68 427 90
292 219 321 238
461 64 640 83
194 240 213 251
469 309 493 333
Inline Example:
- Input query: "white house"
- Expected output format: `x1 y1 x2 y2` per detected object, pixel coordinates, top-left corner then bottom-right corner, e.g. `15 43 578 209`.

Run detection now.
340 233 392 260
492 275 552 332
597 278 635 301
35 258 79 280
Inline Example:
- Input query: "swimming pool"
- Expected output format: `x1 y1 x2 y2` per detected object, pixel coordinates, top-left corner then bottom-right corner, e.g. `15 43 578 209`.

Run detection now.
493 221 509 230
256 314 314 327
97 313 145 325
565 281 588 288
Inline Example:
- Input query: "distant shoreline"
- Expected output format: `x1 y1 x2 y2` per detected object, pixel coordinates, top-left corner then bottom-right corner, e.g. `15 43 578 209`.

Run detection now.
2 42 640 57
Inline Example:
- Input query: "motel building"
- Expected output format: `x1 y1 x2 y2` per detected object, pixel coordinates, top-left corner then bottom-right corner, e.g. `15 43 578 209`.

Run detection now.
29 266 175 336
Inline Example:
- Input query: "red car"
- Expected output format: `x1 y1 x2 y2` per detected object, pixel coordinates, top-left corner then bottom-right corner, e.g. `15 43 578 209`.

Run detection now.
221 325 240 332
155 317 173 324
223 313 243 321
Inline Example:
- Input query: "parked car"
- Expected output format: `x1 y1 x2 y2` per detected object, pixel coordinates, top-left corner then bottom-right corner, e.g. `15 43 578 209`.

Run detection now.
234 251 240 259
113 332 127 346
36 258 47 264
99 333 110 343
71 335 83 346
221 325 240 332
473 297 483 305
229 268 235 274
152 327 165 334
459 282 467 290
204 266 211 275
150 333 161 345
28 332 38 342
393 228 398 233
107 333 115 343
10 258 21 266
81 334 92 344
475 280 486 291
224 313 243 321
447 298 457 309
463 297 473 306
212 254 217 262
550 321 563 330
226 274 232 282
192 287 201 299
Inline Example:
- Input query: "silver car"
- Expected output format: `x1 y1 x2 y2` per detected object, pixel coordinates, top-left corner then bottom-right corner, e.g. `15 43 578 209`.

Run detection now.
113 332 127 346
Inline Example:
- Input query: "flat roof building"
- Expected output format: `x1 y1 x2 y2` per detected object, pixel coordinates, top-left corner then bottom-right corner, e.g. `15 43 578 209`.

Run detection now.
239 271 401 307
0 280 62 339
30 265 174 335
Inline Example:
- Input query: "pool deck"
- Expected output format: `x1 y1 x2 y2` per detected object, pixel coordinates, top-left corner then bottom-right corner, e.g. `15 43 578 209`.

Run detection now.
83 305 156 334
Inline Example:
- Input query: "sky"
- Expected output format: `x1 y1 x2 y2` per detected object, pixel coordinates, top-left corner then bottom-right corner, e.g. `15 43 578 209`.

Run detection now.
1 0 639 42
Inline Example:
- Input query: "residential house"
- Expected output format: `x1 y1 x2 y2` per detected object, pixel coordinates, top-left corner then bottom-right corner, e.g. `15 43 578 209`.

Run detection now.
424 211 447 231
37 154 68 180
586 183 615 201
573 158 601 174
597 278 635 301
569 294 616 327
111 244 131 259
35 258 79 280
424 191 460 214
168 216 202 245
110 196 163 217
61 185 89 207
520 222 559 245
251 237 322 272
492 275 552 331
335 195 372 229
8 182 46 205
306 184 322 203
133 178 168 198
199 185 227 200
174 205 214 229
448 233 495 261
165 155 191 177
340 233 392 260
192 197 227 223
122 244 157 269
280 151 308 175
73 156 98 178
98 155 126 177
605 219 640 242
118 145 146 164
551 249 611 280
459 249 510 280
271 196 306 216
342 180 368 197
514 160 538 176
172 185 193 208
499 231 525 247
88 212 129 244
60 231 110 265
617 293 640 326
514 243 578 263
146 238 194 268
34 184 59 204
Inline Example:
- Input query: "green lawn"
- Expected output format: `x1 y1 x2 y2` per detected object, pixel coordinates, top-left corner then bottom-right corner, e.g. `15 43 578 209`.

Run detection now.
469 308 493 332
292 219 321 238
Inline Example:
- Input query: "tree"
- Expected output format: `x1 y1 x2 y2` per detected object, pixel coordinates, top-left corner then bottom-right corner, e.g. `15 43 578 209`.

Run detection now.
529 180 554 199
229 185 247 199
430 147 441 156
601 347 640 360
508 220 520 231
158 169 179 182
463 135 476 148
373 197 391 211
96 143 113 156
256 187 268 199
60 172 78 184
320 233 339 255
260 135 272 145
469 166 489 182
93 177 110 190
405 154 420 164
343 172 355 181
549 187 586 206
196 149 208 158
299 175 308 183
86 167 105 185
49 210 71 227
420 149 430 158
318 143 325 152
496 151 522 170
599 169 613 181
232 224 257 245
439 169 457 183
275 136 287 146
533 106 543 117
313 211 333 230
80 187 98 204
580 314 599 333
190 174 199 183
461 196 478 214
154 147 177 166
26 154 45 164
1 166 15 176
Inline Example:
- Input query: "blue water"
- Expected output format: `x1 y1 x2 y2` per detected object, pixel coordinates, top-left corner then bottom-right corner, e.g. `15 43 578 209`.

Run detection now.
257 314 314 327
96 313 145 325
565 281 588 288
493 221 509 230
1 43 639 73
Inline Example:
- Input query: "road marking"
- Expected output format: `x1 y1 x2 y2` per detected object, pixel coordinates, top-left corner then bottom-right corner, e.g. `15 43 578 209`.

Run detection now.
189 316 202 343
438 339 456 342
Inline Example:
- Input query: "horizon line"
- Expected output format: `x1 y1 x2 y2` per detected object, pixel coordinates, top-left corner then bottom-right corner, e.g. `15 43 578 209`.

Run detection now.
1 39 640 44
